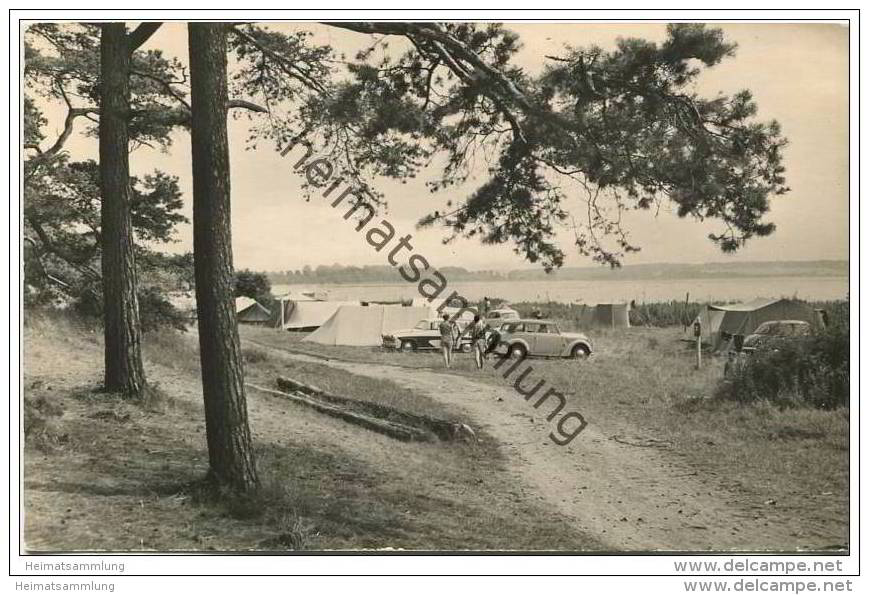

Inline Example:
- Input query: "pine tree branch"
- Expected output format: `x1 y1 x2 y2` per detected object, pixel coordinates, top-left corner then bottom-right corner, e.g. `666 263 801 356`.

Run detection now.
126 22 163 52
131 68 191 111
26 105 99 165
229 25 329 94
227 99 268 113
25 215 102 280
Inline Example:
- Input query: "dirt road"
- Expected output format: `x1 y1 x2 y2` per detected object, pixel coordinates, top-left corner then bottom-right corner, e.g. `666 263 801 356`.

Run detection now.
258 346 838 552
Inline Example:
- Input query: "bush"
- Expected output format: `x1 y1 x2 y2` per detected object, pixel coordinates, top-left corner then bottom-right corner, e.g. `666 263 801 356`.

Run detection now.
72 286 188 333
629 300 705 328
138 287 189 333
23 395 68 451
716 322 849 409
510 299 706 329
234 269 272 306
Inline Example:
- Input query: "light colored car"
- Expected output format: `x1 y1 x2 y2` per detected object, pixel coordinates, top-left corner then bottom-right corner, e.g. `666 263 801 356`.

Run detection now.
382 318 473 353
493 319 593 360
485 307 520 322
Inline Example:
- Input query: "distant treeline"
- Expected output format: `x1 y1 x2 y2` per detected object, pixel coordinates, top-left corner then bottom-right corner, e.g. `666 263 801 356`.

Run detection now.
269 264 508 285
268 260 847 285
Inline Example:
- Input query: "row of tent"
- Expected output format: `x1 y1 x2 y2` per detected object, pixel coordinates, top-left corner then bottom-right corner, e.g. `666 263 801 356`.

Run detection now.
237 293 441 346
270 298 634 332
240 294 824 350
239 294 636 347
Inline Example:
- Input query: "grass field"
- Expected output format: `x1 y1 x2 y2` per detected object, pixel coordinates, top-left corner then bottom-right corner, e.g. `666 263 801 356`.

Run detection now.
241 323 850 546
22 312 598 551
22 309 849 550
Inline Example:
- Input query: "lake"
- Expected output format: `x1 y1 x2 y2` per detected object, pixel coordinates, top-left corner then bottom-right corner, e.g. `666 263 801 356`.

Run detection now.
272 275 849 304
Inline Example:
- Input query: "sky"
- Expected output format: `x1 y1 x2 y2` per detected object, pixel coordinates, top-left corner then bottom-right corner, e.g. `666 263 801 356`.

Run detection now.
28 22 850 272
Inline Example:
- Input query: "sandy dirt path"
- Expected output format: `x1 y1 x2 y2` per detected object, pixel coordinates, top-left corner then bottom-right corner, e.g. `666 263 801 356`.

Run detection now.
254 345 831 552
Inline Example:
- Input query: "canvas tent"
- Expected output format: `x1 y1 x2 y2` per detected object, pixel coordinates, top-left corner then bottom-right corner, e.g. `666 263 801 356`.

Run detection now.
235 296 272 325
275 299 359 330
692 298 825 350
304 305 433 346
578 303 631 329
691 307 727 347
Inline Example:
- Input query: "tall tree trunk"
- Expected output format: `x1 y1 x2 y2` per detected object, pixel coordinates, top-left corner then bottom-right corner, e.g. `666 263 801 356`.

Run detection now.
99 23 147 397
188 22 259 492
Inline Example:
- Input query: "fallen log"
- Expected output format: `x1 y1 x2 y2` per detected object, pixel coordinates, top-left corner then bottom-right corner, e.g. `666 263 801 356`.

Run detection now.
246 382 436 442
275 375 476 442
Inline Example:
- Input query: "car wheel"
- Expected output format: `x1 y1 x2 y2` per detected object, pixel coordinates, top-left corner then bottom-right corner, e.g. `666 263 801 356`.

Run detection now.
509 344 527 359
460 342 472 353
400 340 415 352
571 344 590 360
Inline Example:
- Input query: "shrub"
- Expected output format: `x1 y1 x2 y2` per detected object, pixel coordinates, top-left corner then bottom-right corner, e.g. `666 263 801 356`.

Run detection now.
138 287 189 333
23 395 68 451
511 299 706 329
73 286 188 333
716 322 849 409
242 346 269 364
234 269 272 306
629 300 705 328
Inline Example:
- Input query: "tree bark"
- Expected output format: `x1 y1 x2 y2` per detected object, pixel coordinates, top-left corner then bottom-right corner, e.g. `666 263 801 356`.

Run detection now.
99 23 147 397
188 23 259 492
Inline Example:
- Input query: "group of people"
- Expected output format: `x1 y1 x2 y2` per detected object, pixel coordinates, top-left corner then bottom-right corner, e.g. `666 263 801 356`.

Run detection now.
437 313 499 370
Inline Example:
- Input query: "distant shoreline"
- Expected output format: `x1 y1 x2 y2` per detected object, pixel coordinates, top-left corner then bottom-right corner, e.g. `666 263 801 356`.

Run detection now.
271 274 849 304
269 260 849 286
271 274 849 288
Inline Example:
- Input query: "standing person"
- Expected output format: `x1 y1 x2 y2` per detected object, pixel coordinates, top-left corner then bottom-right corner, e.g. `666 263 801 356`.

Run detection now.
461 315 489 370
438 314 458 369
483 296 491 315
485 322 502 356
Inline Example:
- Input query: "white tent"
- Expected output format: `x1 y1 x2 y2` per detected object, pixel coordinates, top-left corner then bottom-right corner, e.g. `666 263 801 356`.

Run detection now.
279 300 359 330
279 290 323 302
235 296 257 313
303 305 433 346
235 297 272 325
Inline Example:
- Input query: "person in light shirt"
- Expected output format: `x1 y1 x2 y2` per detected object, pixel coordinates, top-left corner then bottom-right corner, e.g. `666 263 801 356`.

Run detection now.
438 314 459 368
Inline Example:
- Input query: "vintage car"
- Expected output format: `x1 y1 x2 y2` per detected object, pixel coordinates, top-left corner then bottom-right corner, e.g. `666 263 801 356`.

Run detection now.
382 318 473 352
725 320 814 378
741 319 813 353
492 319 593 359
484 307 520 322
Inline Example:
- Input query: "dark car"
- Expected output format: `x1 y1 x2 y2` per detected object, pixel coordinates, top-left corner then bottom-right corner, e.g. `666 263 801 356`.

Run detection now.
382 318 473 353
741 320 813 353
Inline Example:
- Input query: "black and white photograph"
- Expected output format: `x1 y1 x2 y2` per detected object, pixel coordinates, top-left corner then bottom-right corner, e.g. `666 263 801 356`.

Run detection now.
8 7 861 591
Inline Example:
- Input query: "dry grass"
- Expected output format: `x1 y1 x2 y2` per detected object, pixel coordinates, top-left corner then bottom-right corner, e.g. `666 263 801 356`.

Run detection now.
529 329 849 515
241 324 849 543
23 311 598 551
148 327 457 421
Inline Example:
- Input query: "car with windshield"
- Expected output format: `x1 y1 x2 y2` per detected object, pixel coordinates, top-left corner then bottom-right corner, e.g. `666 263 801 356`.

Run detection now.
484 307 520 323
382 318 473 353
741 320 814 353
725 319 814 377
493 319 593 360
